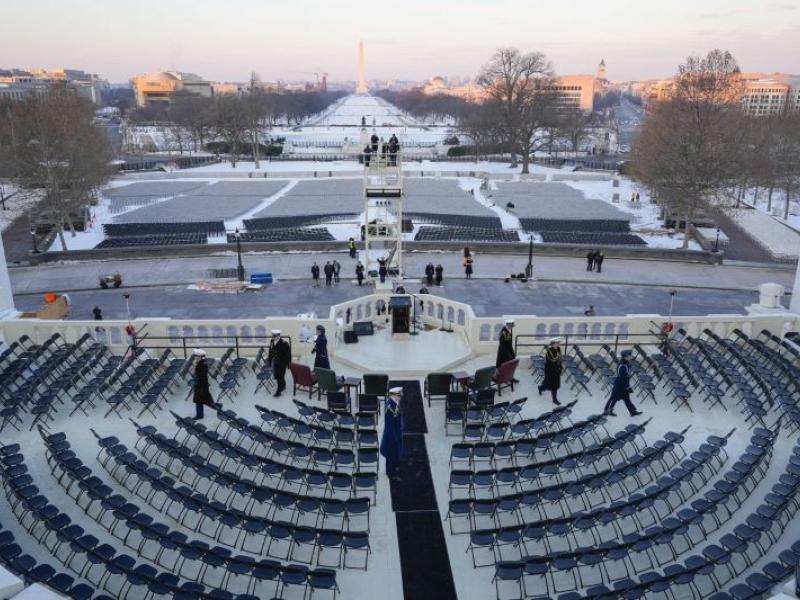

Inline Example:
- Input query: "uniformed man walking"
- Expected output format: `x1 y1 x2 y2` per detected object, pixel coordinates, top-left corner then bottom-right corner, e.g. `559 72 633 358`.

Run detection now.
604 349 643 417
380 387 404 480
268 330 291 397
496 319 516 368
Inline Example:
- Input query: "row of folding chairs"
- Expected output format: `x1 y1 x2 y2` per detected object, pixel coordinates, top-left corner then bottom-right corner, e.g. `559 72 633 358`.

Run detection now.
492 430 800 600
469 429 768 576
292 398 379 430
95 434 369 569
220 405 378 450
450 427 694 511
445 394 529 435
171 412 377 480
2 442 340 599
450 420 650 489
459 410 606 455
130 421 376 516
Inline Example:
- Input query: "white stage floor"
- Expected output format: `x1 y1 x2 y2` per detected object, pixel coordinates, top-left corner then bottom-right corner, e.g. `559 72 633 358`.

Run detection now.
334 327 472 375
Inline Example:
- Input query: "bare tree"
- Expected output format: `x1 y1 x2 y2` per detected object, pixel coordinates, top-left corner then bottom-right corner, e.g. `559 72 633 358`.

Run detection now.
631 49 747 248
477 48 558 174
212 95 248 168
558 111 593 154
169 91 214 153
0 85 111 250
245 73 271 169
458 101 504 162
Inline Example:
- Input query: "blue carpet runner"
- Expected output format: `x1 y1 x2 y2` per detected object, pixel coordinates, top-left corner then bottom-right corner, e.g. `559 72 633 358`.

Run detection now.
389 380 458 600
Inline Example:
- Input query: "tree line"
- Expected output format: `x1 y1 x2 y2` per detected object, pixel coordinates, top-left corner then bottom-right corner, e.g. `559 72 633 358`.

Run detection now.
631 49 800 247
129 79 346 167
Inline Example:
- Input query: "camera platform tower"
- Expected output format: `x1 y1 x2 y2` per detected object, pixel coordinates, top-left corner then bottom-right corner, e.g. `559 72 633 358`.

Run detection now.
362 150 404 289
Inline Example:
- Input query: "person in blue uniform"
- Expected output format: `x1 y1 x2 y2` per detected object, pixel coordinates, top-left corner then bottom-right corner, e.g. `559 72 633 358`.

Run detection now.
311 325 330 370
380 387 404 480
604 349 643 417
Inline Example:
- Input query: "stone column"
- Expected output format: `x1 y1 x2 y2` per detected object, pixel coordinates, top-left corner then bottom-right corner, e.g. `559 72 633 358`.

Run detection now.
0 234 16 318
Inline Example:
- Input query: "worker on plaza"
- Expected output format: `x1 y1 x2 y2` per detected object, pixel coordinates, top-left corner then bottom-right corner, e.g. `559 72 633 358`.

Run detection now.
92 306 103 320
312 325 330 370
268 330 291 397
378 256 388 283
348 237 357 258
333 259 341 284
388 134 399 166
496 319 516 368
425 263 435 286
604 349 643 417
435 264 443 286
192 349 216 419
538 338 563 405
584 305 596 316
380 387 404 480
363 144 372 167
311 262 320 287
464 254 474 279
324 261 334 286
356 261 365 286
586 251 595 272
595 250 605 273
371 133 379 153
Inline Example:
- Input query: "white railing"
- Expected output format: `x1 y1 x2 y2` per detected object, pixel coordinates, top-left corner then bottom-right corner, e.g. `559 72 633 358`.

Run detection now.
1 295 797 363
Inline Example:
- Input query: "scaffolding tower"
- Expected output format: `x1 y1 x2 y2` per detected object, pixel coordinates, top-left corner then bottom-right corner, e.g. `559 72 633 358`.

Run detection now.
362 150 404 283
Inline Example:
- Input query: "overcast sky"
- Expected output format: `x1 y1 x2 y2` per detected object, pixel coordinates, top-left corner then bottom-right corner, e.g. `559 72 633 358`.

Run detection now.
1 0 798 83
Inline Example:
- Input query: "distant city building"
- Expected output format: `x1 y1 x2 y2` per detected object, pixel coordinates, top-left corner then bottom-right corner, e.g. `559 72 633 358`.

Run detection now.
130 71 212 108
597 59 607 80
633 72 800 116
422 73 597 112
0 68 108 103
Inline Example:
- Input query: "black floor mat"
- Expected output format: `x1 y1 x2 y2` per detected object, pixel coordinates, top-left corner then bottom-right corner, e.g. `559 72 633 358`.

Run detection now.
389 436 437 512
390 379 427 434
386 380 457 600
395 512 458 600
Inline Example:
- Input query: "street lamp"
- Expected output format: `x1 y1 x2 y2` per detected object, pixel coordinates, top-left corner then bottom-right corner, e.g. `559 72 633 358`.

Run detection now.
525 235 534 279
234 228 245 282
713 227 720 253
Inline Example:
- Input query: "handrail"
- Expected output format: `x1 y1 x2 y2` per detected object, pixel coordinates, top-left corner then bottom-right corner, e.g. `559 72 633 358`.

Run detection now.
514 331 663 356
129 333 293 359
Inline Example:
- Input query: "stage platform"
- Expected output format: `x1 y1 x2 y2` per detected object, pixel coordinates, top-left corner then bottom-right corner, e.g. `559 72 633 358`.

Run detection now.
334 327 472 376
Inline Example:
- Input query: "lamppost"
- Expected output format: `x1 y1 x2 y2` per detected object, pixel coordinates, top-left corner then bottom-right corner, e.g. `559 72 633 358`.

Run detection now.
525 235 533 279
123 292 132 323
234 228 245 282
713 227 720 253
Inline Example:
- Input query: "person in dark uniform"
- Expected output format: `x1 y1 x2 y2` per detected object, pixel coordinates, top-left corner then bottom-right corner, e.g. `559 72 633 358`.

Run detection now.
380 387 404 480
311 262 320 287
92 306 103 320
586 251 595 272
268 330 291 397
538 338 563 405
312 325 330 370
192 349 215 419
435 264 443 286
371 133 379 153
595 251 605 273
496 319 516 368
332 260 341 284
323 261 333 286
378 257 388 283
464 255 474 279
604 349 643 417
356 261 365 286
363 144 372 167
425 263 435 286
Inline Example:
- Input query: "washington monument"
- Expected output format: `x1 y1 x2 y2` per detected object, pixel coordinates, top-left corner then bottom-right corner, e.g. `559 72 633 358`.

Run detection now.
358 40 367 94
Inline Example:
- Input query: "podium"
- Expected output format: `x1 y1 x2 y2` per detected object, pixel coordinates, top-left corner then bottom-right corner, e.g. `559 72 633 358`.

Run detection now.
389 296 411 334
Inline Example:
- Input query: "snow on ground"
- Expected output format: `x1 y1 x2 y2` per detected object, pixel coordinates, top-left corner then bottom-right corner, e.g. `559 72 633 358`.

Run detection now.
746 189 800 233
636 232 702 250
727 208 800 260
0 184 40 233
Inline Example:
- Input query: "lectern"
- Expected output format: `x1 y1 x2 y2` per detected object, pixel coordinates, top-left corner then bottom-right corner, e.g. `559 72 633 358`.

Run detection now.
389 296 411 334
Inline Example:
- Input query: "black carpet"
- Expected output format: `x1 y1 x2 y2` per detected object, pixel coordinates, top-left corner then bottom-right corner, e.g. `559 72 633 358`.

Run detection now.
395 512 458 600
394 379 428 434
388 380 457 600
389 436 437 511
